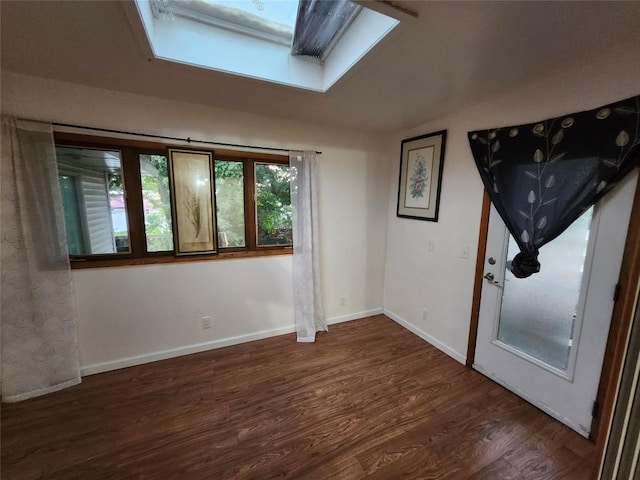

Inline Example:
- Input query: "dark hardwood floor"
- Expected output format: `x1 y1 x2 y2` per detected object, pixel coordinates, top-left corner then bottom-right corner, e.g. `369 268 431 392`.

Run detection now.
1 315 594 479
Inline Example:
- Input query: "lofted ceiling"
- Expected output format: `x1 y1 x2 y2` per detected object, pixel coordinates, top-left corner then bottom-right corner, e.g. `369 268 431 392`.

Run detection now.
1 1 640 132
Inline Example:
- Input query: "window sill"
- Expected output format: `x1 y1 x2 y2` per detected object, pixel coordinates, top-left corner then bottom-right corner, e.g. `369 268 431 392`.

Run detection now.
70 248 292 269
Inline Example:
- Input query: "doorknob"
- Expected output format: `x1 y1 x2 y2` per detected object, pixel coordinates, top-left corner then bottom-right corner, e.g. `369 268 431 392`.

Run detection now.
483 272 502 287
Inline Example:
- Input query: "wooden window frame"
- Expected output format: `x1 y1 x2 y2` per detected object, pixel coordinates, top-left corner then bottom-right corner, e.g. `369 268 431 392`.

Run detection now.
213 153 291 253
54 132 292 268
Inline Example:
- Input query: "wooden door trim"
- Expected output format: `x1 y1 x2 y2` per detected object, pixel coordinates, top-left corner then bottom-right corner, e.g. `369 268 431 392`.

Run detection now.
593 176 640 474
466 190 491 367
466 177 640 459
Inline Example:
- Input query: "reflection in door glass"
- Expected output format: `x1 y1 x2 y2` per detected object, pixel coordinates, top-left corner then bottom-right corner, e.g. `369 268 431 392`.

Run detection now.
497 208 593 370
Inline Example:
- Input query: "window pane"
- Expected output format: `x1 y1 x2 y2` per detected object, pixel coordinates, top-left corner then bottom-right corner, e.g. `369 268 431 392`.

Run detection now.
208 0 298 30
140 154 174 252
59 175 87 255
56 146 129 255
175 1 298 46
497 208 594 370
214 160 246 247
255 163 292 246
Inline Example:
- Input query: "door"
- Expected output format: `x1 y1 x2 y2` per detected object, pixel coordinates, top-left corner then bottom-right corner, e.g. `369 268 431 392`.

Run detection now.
474 171 638 437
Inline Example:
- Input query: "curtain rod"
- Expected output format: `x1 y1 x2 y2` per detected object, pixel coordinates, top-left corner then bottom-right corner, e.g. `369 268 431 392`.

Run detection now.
52 122 322 155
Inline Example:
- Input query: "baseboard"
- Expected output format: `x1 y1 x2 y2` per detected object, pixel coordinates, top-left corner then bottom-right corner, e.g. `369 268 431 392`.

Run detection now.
326 308 383 325
81 325 296 376
81 308 383 376
383 308 467 365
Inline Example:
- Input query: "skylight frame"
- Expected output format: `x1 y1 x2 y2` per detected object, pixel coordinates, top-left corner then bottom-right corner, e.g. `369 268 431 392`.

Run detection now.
129 0 400 92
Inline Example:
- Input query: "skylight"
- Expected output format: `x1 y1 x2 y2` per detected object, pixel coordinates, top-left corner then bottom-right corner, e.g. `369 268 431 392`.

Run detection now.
132 0 399 92
209 0 298 29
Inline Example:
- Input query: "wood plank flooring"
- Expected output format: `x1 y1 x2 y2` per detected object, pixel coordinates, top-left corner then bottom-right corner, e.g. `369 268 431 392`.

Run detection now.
1 315 594 479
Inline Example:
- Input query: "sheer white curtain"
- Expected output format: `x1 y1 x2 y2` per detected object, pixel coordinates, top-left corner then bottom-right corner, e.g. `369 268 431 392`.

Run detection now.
1 117 81 402
290 151 327 342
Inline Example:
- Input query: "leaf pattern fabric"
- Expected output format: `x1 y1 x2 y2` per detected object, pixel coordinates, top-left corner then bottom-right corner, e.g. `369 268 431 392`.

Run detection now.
468 96 640 278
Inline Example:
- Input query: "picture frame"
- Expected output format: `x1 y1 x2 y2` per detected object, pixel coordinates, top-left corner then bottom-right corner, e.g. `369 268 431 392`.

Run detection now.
396 130 447 222
168 149 217 255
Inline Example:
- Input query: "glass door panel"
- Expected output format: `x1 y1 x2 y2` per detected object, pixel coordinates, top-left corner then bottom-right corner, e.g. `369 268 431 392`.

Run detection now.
497 208 593 371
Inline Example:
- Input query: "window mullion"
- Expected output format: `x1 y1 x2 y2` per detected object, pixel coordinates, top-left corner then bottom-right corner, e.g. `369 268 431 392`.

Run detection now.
122 147 146 257
244 159 257 250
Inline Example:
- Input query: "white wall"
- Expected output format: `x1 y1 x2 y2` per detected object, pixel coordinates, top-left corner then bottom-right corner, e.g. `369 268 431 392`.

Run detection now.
4 35 638 376
1 71 390 373
383 40 640 363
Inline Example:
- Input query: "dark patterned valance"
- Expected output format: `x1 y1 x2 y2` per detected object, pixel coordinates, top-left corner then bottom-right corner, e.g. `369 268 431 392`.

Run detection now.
468 96 640 278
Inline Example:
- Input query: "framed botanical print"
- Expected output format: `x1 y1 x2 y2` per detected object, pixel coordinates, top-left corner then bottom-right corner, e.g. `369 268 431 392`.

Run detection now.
397 130 447 221
168 149 216 254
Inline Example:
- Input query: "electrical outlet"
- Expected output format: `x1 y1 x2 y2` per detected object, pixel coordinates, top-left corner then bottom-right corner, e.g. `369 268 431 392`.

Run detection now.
202 316 212 329
459 245 470 259
427 240 435 252
339 296 347 307
422 309 429 322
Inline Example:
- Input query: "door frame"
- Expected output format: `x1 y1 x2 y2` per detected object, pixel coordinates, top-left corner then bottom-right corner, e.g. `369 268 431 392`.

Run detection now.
466 175 640 455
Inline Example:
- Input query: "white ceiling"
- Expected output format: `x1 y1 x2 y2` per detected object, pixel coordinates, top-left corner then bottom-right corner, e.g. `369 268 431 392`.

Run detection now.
2 1 639 132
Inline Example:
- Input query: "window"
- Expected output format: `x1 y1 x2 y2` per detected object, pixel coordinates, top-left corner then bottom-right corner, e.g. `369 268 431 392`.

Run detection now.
54 133 291 267
161 0 362 61
214 160 245 248
56 146 129 255
255 163 292 246
166 0 299 46
140 154 173 252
